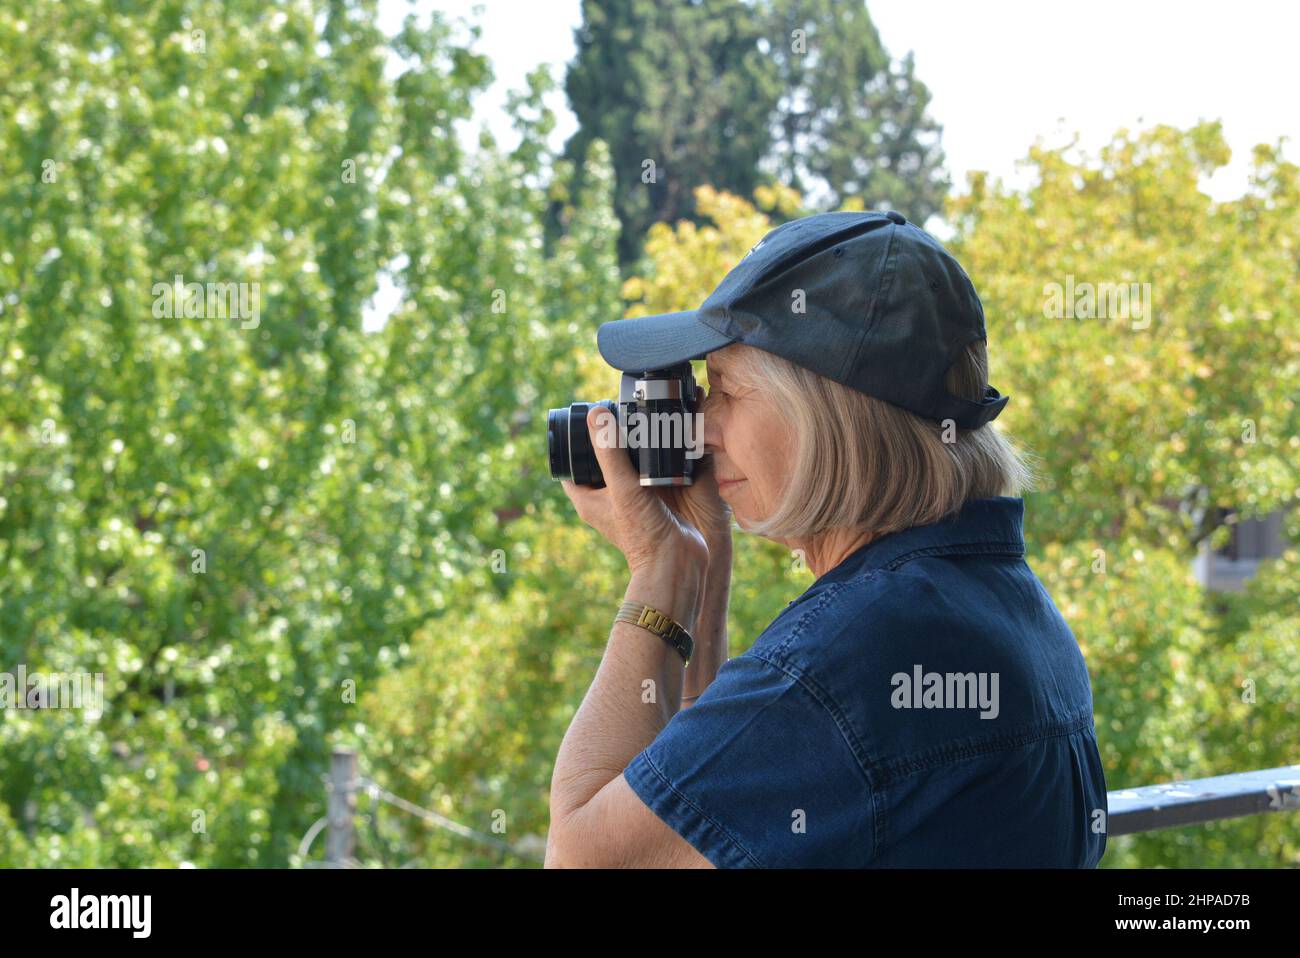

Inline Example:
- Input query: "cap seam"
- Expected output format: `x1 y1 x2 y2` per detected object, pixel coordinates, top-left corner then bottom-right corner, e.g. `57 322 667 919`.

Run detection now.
737 214 877 295
840 222 898 383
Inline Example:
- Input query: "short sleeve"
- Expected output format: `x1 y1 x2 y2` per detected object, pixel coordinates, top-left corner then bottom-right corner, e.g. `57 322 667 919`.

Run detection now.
622 652 876 868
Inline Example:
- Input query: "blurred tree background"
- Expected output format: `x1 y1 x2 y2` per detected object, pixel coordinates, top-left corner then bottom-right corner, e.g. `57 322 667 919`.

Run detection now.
0 0 1295 868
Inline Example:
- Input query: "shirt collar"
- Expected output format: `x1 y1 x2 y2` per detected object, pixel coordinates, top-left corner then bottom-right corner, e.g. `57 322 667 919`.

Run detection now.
811 496 1026 588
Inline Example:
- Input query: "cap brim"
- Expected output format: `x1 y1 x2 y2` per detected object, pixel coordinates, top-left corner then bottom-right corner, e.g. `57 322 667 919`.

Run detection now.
597 310 737 372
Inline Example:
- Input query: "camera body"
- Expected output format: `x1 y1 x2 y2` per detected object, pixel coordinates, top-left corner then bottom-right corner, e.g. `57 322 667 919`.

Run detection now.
548 362 703 488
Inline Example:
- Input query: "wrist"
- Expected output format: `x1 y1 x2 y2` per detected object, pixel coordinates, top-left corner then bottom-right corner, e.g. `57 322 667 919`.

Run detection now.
624 557 704 635
627 538 708 580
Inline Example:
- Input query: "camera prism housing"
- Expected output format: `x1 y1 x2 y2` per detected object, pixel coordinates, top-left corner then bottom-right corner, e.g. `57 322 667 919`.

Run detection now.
547 362 703 488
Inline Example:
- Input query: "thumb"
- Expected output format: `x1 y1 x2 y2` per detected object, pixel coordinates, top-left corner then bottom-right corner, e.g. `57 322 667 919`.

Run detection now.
587 404 639 491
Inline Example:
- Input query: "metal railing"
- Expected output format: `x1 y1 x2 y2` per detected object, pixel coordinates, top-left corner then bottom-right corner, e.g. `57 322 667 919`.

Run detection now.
1107 764 1300 835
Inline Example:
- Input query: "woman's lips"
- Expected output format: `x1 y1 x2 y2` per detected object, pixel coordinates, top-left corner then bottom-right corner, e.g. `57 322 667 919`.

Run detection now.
716 477 746 493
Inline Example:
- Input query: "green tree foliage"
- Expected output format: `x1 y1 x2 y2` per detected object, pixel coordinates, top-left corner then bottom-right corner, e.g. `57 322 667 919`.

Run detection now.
0 0 622 866
949 122 1299 866
560 0 781 267
762 0 948 220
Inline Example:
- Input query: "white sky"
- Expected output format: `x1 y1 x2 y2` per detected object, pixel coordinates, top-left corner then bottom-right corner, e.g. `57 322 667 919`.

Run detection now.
381 0 1298 201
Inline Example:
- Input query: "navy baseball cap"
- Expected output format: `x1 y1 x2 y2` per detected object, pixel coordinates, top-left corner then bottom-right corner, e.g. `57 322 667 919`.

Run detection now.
596 210 1010 429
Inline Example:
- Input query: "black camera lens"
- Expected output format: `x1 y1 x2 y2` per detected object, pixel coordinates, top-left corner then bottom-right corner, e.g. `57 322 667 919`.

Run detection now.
547 399 618 487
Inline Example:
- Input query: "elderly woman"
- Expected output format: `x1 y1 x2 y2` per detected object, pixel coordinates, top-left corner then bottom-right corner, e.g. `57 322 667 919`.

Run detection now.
546 210 1108 868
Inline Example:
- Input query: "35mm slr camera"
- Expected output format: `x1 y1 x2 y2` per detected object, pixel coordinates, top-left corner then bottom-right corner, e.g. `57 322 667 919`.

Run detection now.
547 362 703 488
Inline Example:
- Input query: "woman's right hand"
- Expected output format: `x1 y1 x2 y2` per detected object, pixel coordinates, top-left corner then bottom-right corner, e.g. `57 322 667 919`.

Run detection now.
561 405 712 576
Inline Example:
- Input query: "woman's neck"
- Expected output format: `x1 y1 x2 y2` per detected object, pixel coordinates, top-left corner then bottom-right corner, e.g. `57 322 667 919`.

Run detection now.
784 525 878 579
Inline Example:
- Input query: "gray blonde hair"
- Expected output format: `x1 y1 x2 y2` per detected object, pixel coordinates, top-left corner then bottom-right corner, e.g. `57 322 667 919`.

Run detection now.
720 341 1037 542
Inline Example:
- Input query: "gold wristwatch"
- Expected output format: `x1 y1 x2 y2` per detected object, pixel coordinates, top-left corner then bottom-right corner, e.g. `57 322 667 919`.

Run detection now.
615 600 694 665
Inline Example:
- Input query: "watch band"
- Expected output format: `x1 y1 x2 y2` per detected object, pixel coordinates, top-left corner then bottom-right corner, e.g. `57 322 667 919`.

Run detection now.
615 600 694 665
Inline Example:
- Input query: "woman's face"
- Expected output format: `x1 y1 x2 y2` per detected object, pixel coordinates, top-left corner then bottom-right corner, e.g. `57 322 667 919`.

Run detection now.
700 345 792 529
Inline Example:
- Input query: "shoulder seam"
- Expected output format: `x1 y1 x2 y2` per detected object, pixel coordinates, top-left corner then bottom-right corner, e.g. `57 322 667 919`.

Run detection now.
744 650 882 862
766 569 894 656
631 749 765 868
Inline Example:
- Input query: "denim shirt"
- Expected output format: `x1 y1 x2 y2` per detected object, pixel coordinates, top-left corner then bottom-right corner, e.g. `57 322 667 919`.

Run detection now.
622 497 1109 867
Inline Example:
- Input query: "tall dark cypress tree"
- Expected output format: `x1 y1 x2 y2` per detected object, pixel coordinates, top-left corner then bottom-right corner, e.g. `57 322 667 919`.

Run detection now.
761 0 949 221
558 0 781 268
555 0 949 270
